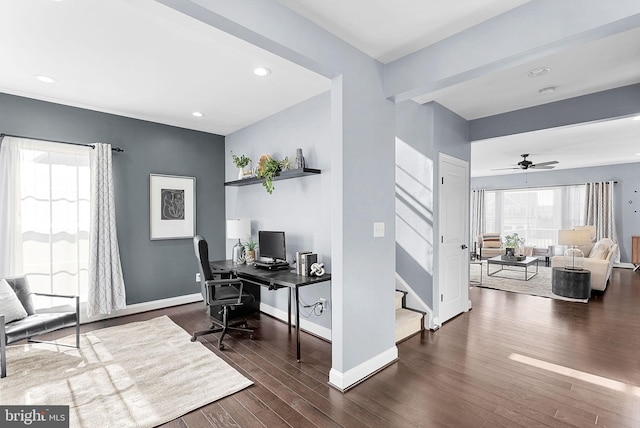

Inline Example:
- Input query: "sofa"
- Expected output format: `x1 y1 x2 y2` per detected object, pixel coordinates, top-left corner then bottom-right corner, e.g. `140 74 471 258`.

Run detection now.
551 238 618 291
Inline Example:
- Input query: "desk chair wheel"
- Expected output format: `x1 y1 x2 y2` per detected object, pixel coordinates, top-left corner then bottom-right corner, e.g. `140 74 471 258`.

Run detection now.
249 334 255 340
190 336 197 342
218 343 225 350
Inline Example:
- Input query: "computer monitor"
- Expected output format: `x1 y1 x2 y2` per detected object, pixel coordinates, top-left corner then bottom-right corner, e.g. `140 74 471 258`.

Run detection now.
258 231 287 263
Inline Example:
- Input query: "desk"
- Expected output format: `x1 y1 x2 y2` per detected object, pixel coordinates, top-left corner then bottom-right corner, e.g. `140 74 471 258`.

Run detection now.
210 260 331 362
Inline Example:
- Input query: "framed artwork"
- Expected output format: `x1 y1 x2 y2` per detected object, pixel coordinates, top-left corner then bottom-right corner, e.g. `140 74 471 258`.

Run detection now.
149 174 196 240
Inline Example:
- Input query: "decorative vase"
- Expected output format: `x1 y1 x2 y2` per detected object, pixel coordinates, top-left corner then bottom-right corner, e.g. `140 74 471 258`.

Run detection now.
245 250 256 265
295 148 305 169
237 168 244 179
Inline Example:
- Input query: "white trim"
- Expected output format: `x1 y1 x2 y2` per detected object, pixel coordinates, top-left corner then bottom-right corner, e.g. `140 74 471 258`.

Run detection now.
395 273 435 329
328 346 398 392
259 302 332 341
80 293 203 324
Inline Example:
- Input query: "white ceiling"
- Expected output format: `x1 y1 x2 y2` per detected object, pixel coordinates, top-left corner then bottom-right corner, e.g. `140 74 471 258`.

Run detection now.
1 0 638 174
0 0 330 135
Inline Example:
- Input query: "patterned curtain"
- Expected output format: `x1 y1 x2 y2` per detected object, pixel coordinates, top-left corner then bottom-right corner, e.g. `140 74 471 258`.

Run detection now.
470 189 485 254
88 143 126 315
584 181 619 261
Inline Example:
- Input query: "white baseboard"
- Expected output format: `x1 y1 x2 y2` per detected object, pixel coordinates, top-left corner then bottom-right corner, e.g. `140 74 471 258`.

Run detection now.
329 346 398 392
259 303 332 341
80 293 203 324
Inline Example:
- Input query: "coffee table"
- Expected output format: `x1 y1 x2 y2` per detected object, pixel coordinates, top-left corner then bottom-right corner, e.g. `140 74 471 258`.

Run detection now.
487 256 539 281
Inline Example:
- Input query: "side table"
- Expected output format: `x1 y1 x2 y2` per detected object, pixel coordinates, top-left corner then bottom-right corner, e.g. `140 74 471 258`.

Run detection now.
551 267 591 299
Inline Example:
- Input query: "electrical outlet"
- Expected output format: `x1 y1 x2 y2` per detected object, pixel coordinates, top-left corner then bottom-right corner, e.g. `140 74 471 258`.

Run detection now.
319 298 327 313
195 273 201 282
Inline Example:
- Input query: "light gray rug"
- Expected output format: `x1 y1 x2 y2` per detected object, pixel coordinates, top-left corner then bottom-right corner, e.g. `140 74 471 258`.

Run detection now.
1 315 253 427
471 261 588 303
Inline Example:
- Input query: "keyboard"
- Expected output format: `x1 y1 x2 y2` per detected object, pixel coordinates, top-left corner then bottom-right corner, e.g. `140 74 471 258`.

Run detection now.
254 261 290 270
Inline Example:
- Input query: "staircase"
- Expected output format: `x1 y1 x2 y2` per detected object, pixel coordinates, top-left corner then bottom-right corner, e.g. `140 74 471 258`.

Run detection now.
395 290 424 343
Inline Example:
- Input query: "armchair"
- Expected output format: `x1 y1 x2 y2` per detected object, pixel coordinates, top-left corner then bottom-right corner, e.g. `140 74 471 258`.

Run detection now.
1 276 79 378
476 233 504 259
191 235 255 350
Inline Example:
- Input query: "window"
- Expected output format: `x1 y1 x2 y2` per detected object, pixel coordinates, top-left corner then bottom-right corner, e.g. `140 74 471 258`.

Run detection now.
0 138 90 300
484 185 585 248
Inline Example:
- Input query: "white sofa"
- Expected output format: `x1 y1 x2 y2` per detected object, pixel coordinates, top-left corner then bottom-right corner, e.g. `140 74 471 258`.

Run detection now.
551 238 618 291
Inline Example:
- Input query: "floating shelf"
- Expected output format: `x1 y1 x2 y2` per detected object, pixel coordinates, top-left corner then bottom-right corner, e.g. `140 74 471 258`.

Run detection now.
224 167 321 187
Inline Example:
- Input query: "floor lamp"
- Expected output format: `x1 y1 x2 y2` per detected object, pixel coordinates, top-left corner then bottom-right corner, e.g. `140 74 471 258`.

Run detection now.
227 219 251 262
557 229 592 270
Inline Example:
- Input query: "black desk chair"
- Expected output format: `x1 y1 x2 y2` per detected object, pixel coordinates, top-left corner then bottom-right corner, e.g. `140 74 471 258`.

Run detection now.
191 235 255 350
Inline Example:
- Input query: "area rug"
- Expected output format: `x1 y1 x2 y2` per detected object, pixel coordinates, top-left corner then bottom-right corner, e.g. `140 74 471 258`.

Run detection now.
0 315 253 427
470 261 588 303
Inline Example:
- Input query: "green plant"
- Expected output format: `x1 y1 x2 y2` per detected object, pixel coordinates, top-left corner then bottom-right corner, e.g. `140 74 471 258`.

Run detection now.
257 157 281 194
503 233 525 248
279 156 292 171
244 238 258 251
231 151 251 169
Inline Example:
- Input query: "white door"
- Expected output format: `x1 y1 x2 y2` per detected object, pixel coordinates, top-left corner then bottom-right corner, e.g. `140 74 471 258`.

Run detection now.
438 153 471 324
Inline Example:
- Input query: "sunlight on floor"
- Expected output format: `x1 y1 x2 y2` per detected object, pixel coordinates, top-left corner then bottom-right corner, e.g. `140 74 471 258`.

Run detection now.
509 353 640 397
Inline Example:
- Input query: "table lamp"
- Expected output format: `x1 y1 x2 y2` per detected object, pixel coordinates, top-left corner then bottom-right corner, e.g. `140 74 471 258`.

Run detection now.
227 219 251 262
557 229 592 270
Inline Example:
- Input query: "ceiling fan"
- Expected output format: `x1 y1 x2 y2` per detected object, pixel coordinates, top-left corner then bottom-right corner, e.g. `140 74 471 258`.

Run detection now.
493 153 559 171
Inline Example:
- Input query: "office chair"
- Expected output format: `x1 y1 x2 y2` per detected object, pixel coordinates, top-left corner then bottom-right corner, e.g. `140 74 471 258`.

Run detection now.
191 235 255 350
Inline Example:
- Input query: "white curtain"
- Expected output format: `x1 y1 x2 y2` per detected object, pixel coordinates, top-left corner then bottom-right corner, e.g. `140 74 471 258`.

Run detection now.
0 136 90 296
88 143 126 316
0 136 22 276
470 189 485 252
584 181 619 261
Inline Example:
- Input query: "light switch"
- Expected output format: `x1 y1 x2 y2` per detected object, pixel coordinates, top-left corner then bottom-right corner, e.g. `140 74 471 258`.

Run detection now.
373 222 385 238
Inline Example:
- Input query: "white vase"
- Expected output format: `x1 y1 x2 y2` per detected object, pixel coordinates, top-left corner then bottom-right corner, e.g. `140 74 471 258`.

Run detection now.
237 168 244 179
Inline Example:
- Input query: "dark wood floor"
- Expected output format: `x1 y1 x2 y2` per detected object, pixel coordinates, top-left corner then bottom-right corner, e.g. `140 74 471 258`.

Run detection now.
78 268 640 427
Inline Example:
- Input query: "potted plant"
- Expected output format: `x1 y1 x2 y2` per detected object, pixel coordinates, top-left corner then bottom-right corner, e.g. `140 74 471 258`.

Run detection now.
231 151 251 179
244 238 258 264
503 233 525 256
257 157 281 194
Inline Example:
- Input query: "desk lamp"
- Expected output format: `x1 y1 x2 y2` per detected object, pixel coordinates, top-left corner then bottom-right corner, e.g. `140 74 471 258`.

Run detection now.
227 219 250 262
557 229 591 270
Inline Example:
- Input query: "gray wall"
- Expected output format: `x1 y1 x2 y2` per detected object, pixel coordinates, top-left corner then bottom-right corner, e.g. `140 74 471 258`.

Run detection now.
225 92 332 331
471 162 640 263
0 92 226 304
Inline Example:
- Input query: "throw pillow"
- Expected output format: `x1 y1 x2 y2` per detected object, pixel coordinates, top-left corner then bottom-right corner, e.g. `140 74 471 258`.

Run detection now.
483 234 502 248
0 278 28 324
589 245 609 260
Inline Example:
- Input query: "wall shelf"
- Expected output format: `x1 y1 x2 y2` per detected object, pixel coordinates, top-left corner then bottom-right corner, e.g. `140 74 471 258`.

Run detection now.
224 167 321 187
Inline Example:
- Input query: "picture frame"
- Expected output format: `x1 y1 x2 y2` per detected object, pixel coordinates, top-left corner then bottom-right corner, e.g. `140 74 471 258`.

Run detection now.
149 174 196 240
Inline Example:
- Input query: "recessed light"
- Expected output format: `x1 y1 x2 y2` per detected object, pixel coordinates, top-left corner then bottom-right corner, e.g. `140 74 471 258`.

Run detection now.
538 86 556 95
192 111 204 118
527 67 551 78
34 75 56 83
253 67 271 77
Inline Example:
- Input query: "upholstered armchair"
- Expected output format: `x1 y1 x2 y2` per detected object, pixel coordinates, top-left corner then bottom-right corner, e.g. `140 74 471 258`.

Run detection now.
476 233 504 259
